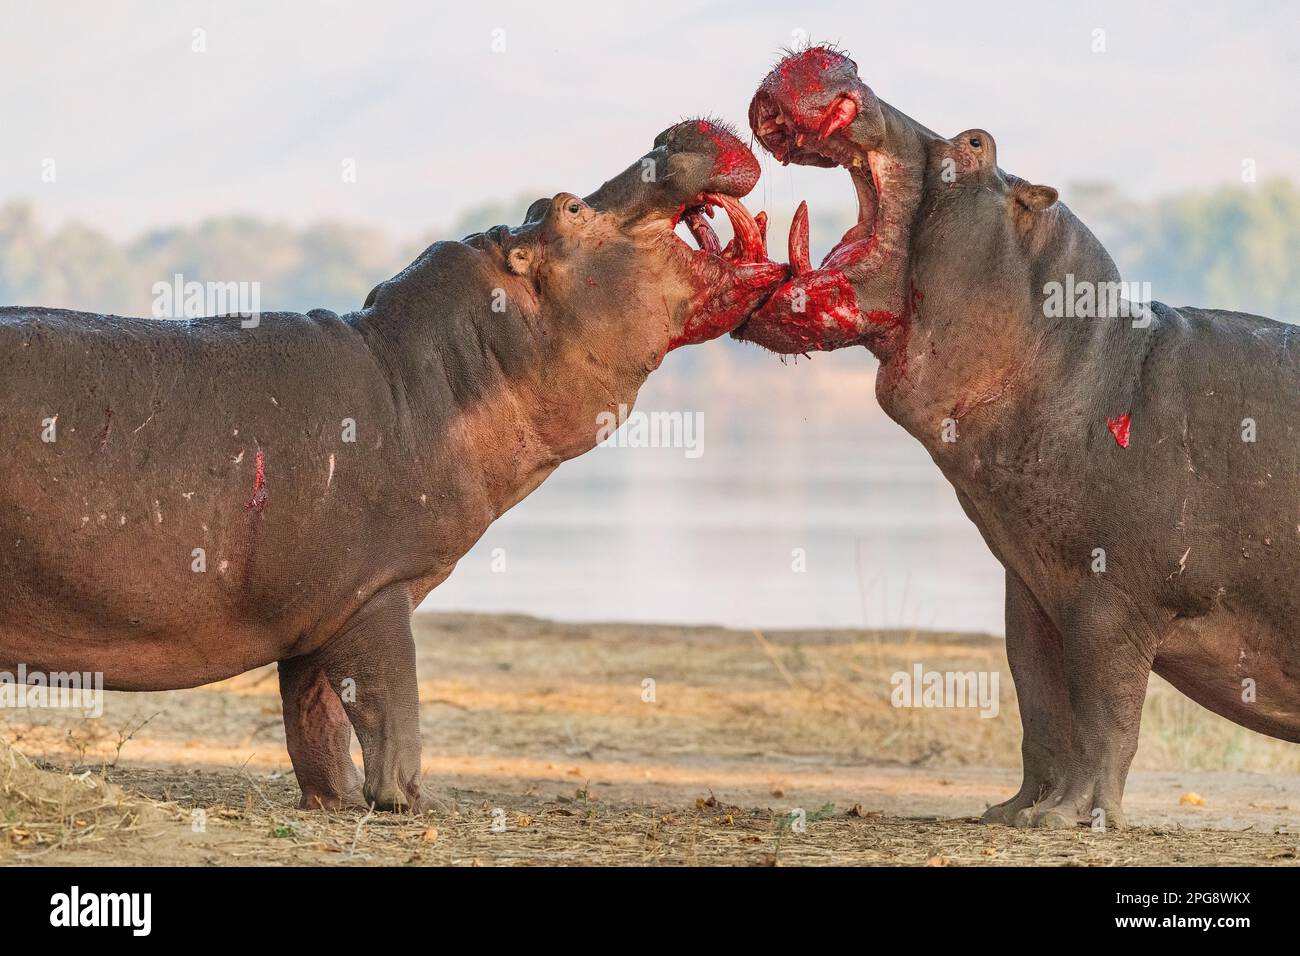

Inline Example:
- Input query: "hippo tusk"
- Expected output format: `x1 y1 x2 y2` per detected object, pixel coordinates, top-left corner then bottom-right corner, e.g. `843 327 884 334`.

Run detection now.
817 94 859 140
703 192 765 262
789 200 812 276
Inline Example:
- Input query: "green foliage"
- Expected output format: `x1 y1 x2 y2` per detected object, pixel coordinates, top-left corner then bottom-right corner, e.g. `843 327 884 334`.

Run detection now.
1 179 1295 332
1065 178 1300 322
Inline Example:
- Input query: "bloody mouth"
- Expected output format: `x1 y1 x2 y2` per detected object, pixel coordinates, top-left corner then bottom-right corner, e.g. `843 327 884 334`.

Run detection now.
665 190 786 351
677 192 769 264
751 102 883 279
729 48 911 354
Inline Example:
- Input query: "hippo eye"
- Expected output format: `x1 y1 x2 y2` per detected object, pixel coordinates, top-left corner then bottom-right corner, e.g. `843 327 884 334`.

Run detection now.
969 137 982 148
566 201 583 215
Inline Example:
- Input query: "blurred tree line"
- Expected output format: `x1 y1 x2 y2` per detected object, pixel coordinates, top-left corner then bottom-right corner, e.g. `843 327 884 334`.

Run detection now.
1065 178 1299 322
1 179 1296 344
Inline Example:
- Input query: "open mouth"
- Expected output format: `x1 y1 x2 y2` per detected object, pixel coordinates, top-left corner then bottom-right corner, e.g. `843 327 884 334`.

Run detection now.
663 185 788 351
750 93 882 277
677 192 769 263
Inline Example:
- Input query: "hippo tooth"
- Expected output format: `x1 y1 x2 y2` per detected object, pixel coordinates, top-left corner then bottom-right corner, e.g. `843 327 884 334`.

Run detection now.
754 210 769 255
702 192 764 261
789 200 812 276
817 94 859 140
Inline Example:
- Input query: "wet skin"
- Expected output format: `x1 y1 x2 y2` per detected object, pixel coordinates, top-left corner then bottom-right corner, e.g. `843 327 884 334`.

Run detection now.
0 120 784 812
735 47 1300 830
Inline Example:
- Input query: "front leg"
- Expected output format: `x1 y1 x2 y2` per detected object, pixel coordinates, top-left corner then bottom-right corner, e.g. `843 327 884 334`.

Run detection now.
313 585 423 812
1015 590 1154 830
981 571 1072 824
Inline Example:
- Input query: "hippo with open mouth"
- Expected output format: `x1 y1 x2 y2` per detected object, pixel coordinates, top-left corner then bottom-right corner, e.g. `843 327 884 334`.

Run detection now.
736 47 1300 829
0 120 784 811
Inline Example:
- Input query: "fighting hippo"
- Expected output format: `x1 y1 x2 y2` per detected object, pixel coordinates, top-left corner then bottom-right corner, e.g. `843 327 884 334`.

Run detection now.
0 120 784 811
736 47 1300 829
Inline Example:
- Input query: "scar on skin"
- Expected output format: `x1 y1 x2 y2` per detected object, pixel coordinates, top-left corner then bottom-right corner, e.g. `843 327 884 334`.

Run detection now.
245 450 268 513
1106 413 1131 448
97 407 113 450
327 453 335 490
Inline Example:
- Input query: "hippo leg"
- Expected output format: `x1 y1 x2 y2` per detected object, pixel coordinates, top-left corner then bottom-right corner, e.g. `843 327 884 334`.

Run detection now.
314 587 423 812
278 657 364 810
980 573 1070 824
1014 595 1154 831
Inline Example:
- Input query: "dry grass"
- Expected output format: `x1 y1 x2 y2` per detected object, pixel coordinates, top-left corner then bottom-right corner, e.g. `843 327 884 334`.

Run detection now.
0 741 159 861
1 612 1297 866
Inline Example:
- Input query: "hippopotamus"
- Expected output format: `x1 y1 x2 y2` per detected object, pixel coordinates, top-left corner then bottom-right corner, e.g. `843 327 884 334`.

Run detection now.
0 119 783 811
735 47 1300 829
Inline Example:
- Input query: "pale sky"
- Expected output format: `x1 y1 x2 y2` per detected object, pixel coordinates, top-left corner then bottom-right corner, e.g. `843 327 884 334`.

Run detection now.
2 0 1297 239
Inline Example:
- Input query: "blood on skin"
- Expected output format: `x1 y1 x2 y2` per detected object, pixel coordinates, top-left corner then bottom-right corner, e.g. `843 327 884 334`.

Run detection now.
694 120 760 195
245 450 268 512
761 46 853 131
1107 413 1132 448
667 261 786 352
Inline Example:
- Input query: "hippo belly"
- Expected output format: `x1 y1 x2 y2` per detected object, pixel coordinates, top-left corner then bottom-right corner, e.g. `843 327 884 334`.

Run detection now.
1154 610 1300 743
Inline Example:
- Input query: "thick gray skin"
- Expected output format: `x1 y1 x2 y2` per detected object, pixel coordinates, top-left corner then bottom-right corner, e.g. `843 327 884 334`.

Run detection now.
0 121 779 812
738 50 1300 830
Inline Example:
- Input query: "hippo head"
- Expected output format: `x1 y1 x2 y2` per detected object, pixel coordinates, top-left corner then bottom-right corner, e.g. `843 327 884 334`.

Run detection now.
730 46 931 356
469 119 784 365
733 46 1078 366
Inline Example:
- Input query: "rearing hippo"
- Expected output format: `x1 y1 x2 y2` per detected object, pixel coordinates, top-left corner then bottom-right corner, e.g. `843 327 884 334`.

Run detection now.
736 47 1300 829
0 120 784 811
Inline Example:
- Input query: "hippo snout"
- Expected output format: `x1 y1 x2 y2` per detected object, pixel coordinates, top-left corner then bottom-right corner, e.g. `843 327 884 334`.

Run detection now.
657 119 762 198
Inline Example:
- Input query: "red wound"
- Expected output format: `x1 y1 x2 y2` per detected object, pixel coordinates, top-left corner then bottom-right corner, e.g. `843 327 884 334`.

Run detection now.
245 450 268 512
1106 414 1131 448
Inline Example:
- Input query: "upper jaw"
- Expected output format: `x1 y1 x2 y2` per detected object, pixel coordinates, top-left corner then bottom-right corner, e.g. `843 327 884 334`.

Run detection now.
636 121 789 349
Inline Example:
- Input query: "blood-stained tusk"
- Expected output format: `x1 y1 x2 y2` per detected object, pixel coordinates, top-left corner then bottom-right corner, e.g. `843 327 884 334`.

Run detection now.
817 94 859 140
754 210 769 255
683 208 721 256
703 192 764 261
789 200 811 276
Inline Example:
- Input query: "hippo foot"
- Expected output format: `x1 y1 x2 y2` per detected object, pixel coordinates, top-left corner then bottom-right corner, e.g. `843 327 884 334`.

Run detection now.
980 790 1043 826
362 777 424 814
1012 792 1128 832
297 783 367 812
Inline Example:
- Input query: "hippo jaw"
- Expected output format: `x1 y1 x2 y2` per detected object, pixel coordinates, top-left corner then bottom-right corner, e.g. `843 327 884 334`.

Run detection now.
733 47 930 357
490 120 787 367
601 119 788 355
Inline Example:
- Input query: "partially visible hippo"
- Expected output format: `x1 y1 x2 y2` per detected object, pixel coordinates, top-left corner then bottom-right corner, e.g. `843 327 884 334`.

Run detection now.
0 120 784 811
736 47 1300 829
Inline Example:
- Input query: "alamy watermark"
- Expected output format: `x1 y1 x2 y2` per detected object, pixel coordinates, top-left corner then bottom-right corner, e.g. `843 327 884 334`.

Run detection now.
152 273 261 327
0 665 104 718
596 403 704 459
890 663 1000 718
1043 274 1153 327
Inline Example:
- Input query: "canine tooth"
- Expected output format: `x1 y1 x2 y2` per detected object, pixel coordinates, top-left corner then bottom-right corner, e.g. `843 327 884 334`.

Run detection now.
789 200 812 276
702 192 764 261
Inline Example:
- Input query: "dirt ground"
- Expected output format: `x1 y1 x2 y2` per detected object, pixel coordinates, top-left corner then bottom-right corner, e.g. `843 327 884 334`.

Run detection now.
2 612 1298 866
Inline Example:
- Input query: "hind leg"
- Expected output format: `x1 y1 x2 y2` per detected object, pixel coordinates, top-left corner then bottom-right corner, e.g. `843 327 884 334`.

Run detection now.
279 654 363 810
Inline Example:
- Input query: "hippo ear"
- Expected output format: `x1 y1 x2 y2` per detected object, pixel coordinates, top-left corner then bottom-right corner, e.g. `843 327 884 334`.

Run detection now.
1014 183 1058 212
507 246 535 277
523 198 550 224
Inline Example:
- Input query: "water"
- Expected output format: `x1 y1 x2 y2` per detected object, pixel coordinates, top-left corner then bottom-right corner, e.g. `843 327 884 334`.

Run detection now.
422 349 1006 635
